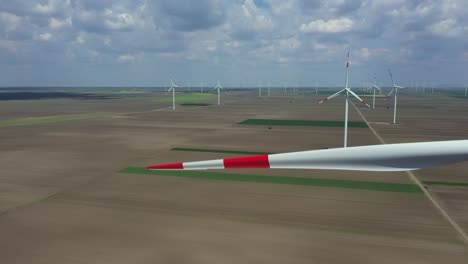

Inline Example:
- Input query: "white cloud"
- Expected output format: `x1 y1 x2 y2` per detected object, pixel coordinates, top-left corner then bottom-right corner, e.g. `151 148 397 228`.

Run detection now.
204 40 217 51
244 0 273 30
0 12 22 31
34 0 70 15
49 17 71 29
429 18 464 38
116 54 135 62
36 32 53 41
357 48 370 60
35 3 54 14
278 37 301 50
103 9 141 31
74 34 85 44
300 18 353 33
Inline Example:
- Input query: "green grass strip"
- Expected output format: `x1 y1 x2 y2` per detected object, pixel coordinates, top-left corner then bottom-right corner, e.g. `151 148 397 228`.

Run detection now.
422 181 468 187
153 93 215 103
119 167 422 193
258 96 304 99
172 147 271 155
0 112 113 127
239 119 368 128
356 94 388 98
180 103 212 106
449 95 468 100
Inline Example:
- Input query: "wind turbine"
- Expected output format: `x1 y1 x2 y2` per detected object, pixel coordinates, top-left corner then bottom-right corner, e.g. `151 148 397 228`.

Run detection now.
200 82 204 94
258 82 262 97
214 80 223 106
168 80 178 111
465 87 467 97
318 52 370 148
388 69 405 124
370 77 381 109
147 140 468 172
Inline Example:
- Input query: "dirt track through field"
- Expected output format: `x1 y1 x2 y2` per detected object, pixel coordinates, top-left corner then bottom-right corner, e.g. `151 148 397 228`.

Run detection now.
351 101 468 246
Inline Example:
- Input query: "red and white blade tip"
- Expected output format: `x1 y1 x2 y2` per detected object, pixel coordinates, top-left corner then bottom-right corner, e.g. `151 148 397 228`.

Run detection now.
361 100 371 107
147 155 271 170
147 162 183 170
318 98 329 104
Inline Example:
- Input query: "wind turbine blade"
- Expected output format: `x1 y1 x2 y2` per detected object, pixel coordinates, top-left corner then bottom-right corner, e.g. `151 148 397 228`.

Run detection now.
346 88 371 108
318 88 346 104
372 85 381 90
387 88 394 96
168 87 173 92
147 140 468 172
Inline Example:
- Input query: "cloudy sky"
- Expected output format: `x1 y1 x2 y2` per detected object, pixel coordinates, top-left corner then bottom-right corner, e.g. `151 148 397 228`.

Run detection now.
0 0 467 87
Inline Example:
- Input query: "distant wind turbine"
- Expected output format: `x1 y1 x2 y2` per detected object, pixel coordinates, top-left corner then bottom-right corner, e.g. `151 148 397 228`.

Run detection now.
318 52 370 148
388 69 405 124
214 80 223 106
370 76 382 109
168 80 178 111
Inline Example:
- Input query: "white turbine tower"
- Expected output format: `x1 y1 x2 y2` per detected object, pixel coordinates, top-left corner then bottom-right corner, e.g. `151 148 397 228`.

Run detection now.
318 52 370 148
168 80 178 111
258 82 262 97
388 69 405 124
465 87 467 97
214 80 223 106
200 82 204 94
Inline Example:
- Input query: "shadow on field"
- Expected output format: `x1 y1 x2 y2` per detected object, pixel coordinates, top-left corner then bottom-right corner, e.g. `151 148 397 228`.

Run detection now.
0 92 112 101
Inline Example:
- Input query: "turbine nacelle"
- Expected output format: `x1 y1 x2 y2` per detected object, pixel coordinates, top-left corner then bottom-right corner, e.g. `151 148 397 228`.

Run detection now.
214 80 223 89
371 85 381 90
168 79 178 92
318 88 371 108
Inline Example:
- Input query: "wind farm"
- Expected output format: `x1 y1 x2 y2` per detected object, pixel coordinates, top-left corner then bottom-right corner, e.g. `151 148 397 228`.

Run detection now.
1 78 468 264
